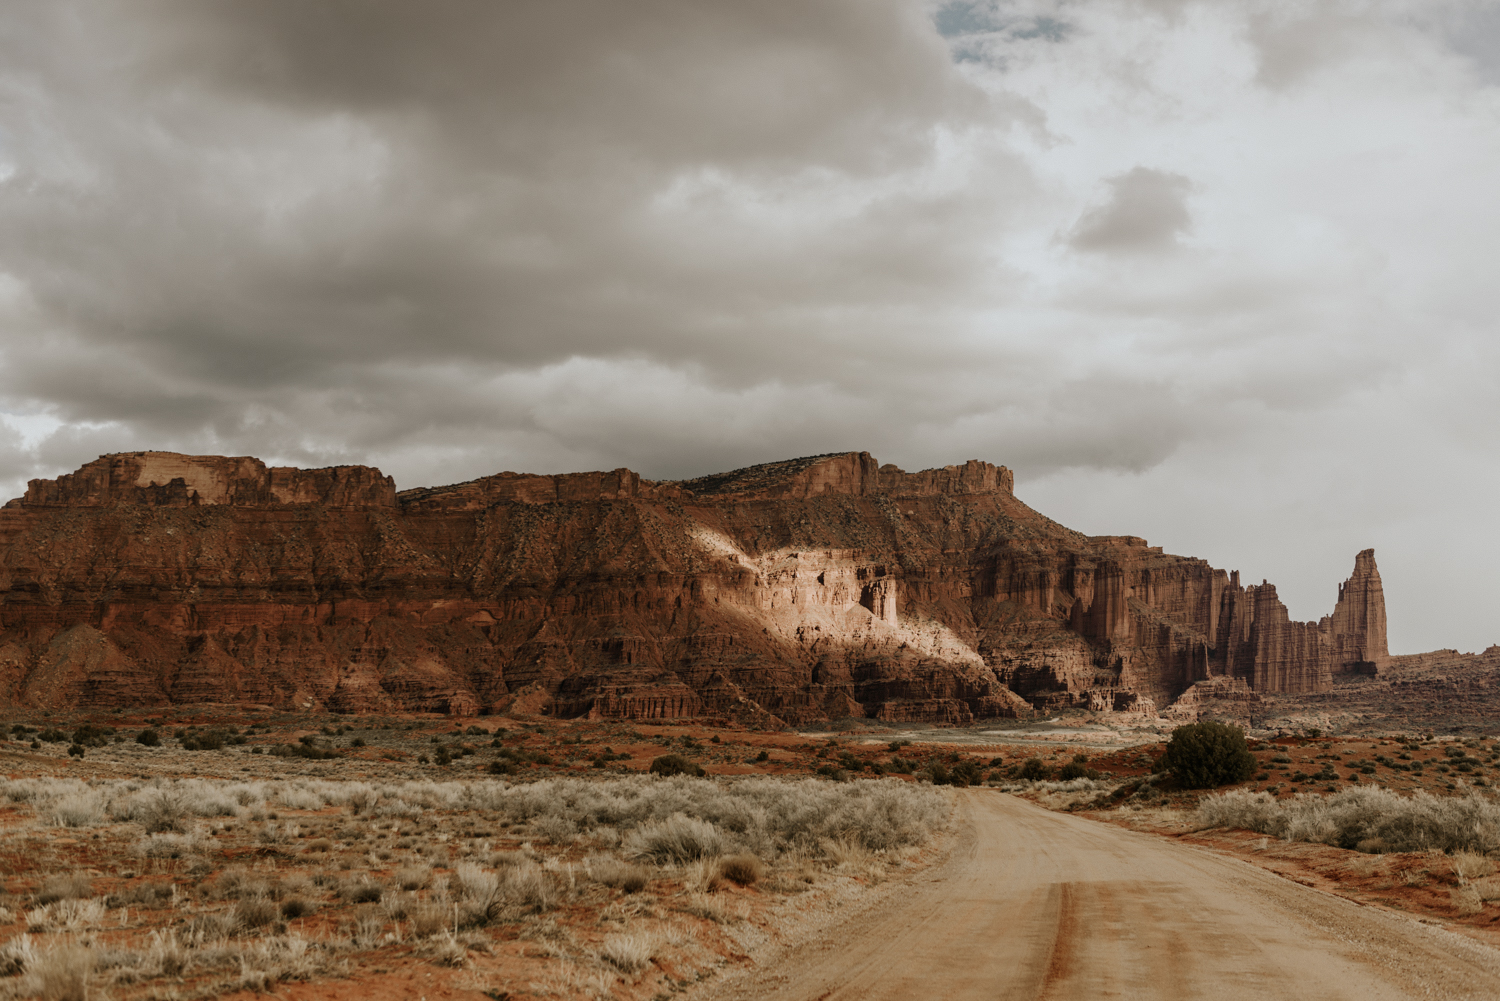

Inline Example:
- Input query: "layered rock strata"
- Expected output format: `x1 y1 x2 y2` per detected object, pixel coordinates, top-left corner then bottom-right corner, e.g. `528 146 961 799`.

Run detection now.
0 450 1391 724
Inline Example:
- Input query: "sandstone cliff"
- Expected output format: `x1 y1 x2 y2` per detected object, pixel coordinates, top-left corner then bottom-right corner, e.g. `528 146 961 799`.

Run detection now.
0 450 1390 724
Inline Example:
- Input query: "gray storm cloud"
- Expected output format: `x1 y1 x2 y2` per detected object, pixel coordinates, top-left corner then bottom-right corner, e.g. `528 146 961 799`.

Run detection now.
1 0 1499 653
1068 167 1194 253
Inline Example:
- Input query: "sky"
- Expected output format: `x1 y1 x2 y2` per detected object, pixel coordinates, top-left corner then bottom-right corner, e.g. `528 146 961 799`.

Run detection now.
1 0 1498 654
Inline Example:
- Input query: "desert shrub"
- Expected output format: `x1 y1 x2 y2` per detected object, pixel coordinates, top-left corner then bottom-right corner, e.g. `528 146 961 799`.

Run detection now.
106 881 174 909
499 861 554 912
131 832 204 860
1157 722 1257 789
70 724 113 748
137 790 190 834
179 728 230 751
1056 762 1092 786
599 932 655 972
0 934 36 977
533 816 577 844
35 875 93 905
273 742 338 761
235 899 280 932
409 906 448 938
394 866 432 891
278 898 311 919
26 899 106 933
340 882 383 904
649 754 704 778
37 729 66 743
32 944 92 1001
588 856 651 893
717 853 764 886
345 785 379 815
626 814 726 864
454 862 499 905
1016 758 1051 781
135 729 161 747
51 792 106 828
1196 786 1500 854
948 760 984 787
1452 851 1495 882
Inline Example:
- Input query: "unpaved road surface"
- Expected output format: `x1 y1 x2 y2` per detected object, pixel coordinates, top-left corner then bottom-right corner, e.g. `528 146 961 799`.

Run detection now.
703 791 1500 1000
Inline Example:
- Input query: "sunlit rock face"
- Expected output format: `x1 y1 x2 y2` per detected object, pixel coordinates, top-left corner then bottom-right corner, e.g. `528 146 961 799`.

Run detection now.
0 450 1385 723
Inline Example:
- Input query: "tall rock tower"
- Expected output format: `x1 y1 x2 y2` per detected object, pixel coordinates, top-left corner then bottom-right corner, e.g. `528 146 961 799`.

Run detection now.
1324 548 1390 676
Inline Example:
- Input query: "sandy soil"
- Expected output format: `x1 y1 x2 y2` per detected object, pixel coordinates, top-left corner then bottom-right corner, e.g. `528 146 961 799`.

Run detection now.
693 790 1500 1001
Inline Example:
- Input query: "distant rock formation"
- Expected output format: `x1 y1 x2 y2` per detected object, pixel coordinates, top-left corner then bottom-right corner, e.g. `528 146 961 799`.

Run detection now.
0 450 1392 723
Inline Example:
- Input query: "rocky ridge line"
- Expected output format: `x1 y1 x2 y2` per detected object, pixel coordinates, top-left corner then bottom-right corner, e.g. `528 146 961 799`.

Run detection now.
0 450 1397 725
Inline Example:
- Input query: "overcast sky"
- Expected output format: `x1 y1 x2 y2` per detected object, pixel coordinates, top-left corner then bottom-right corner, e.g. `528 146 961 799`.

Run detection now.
1 0 1498 653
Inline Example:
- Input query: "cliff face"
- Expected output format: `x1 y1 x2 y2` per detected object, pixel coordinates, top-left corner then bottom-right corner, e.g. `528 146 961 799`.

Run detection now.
0 450 1388 724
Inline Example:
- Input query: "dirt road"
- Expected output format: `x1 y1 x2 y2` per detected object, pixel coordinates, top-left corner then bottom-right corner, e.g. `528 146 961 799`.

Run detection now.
702 791 1500 1000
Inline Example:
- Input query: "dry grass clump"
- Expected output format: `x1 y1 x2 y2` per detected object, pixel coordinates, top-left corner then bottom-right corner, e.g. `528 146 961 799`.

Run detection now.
35 874 93 905
1450 886 1485 915
0 934 37 977
1451 850 1495 883
587 856 651 893
339 881 384 904
716 853 764 886
676 892 745 924
1196 786 1500 854
280 898 314 919
26 899 106 933
32 943 92 1001
408 905 450 938
627 814 725 864
598 932 656 972
394 865 432 891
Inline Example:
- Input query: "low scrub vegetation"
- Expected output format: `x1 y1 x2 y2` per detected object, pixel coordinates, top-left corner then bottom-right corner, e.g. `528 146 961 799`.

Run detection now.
0 767 949 999
1197 786 1500 854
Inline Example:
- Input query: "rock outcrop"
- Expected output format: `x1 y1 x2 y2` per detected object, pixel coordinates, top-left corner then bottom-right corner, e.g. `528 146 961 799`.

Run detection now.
0 450 1391 724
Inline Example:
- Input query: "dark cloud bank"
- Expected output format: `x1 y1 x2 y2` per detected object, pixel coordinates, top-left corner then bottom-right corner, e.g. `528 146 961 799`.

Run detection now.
1 1 1499 652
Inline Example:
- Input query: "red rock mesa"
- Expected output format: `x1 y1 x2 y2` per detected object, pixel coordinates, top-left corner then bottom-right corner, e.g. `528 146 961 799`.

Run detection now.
0 450 1388 724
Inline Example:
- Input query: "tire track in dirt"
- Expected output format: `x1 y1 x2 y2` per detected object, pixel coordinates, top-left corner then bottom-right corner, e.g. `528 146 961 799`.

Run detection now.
695 791 1500 1001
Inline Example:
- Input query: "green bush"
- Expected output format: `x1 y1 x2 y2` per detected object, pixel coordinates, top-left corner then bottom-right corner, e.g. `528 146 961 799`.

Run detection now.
948 760 984 787
136 729 161 747
71 725 114 748
1016 758 1051 781
272 742 338 760
1157 722 1257 789
180 728 228 751
649 754 704 777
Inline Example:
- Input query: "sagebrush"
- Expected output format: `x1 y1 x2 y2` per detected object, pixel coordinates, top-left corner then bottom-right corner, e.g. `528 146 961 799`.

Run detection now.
1197 786 1500 854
